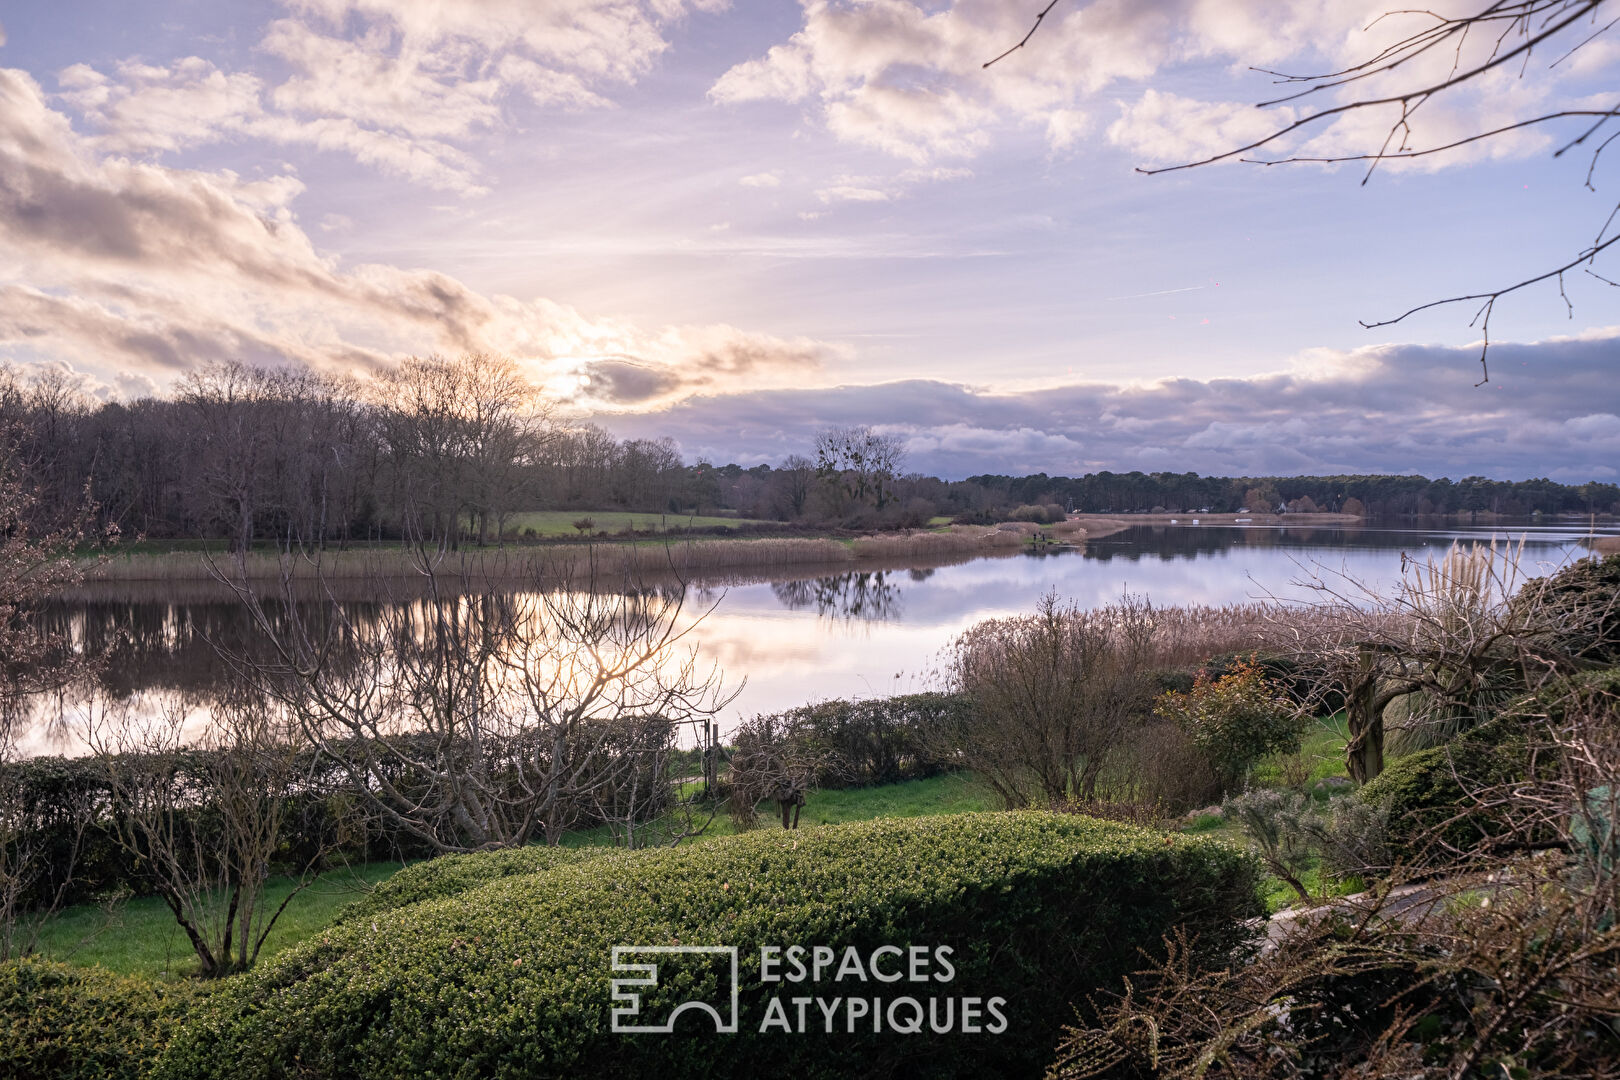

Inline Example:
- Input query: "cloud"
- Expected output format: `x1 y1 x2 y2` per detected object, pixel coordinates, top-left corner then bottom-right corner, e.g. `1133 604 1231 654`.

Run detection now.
596 331 1620 481
0 68 834 403
811 166 970 207
51 0 724 193
739 171 782 187
713 0 1600 168
816 184 890 203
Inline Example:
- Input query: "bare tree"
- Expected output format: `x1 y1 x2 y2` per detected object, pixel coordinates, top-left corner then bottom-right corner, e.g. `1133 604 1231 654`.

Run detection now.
214 552 736 853
0 420 105 956
776 454 816 520
814 426 907 514
88 694 336 978
1278 540 1616 781
996 0 1620 382
726 711 841 831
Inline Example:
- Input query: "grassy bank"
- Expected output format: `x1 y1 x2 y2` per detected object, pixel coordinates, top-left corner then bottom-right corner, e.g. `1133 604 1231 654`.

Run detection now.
76 523 1057 584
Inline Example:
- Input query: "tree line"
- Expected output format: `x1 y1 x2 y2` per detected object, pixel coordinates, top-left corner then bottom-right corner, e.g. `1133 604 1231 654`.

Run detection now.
2 356 1614 553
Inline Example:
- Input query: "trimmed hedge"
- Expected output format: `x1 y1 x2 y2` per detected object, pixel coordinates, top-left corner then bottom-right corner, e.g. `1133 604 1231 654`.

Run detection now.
332 845 606 926
0 959 200 1080
745 693 969 789
157 813 1262 1080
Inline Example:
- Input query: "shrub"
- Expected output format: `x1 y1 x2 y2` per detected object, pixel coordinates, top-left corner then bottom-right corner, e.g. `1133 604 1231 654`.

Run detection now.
1156 658 1302 790
1095 722 1221 815
0 959 200 1080
1356 739 1519 866
1222 789 1318 902
157 813 1262 1080
1351 677 1589 865
332 846 606 927
741 694 967 790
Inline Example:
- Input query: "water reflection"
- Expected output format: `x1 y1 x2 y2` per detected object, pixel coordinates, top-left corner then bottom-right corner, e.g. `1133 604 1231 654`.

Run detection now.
771 570 904 622
15 518 1619 755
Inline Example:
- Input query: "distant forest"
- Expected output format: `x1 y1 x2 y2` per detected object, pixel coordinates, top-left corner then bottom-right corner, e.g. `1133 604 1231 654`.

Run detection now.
3 357 1615 549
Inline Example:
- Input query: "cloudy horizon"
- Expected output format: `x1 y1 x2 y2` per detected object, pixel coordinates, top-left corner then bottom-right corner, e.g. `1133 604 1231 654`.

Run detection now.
2 0 1616 480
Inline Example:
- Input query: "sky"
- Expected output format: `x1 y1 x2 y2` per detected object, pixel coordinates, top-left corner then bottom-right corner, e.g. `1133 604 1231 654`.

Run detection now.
0 0 1617 480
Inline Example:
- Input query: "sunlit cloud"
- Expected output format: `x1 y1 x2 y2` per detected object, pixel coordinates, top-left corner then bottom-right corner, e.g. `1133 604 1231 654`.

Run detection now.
0 67 837 404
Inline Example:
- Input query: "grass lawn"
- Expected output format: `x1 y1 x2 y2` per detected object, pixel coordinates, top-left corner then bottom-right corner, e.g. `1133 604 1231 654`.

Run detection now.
506 510 769 536
34 773 990 979
33 861 405 980
1182 712 1368 913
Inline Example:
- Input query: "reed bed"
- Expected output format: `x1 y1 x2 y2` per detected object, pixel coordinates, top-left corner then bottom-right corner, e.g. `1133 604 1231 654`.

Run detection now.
1593 535 1620 556
78 526 1055 584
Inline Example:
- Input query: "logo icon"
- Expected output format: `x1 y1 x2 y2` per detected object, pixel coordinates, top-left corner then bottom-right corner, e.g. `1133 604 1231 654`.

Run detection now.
610 946 740 1034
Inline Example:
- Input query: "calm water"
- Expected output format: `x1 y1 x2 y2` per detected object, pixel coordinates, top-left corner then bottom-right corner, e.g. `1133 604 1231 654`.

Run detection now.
18 520 1618 755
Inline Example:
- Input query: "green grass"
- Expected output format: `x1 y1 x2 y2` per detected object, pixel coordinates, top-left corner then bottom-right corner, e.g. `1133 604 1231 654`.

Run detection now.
561 772 989 847
1184 712 1358 913
35 774 990 979
33 862 405 980
505 510 768 536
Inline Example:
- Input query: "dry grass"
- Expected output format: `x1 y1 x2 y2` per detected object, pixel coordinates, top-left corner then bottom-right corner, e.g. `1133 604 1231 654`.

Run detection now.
1593 535 1620 556
78 526 1050 584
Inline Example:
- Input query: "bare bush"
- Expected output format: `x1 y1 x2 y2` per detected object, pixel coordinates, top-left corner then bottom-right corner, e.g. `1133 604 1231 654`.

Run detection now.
89 696 341 977
945 592 1161 806
726 712 841 830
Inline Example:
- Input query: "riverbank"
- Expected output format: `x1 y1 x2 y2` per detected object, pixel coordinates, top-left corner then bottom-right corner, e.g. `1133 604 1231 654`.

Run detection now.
75 521 1081 585
1069 512 1364 540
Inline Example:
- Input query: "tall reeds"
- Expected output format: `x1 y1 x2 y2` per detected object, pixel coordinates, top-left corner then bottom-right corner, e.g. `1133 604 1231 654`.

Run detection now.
78 525 1057 584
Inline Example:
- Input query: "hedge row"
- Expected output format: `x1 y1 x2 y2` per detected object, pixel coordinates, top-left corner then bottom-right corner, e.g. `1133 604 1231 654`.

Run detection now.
331 845 606 927
0 729 664 909
156 812 1262 1080
742 693 969 789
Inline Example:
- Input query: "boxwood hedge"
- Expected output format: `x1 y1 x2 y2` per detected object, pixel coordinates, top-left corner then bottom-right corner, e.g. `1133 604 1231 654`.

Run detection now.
157 812 1260 1080
332 845 606 927
0 959 201 1080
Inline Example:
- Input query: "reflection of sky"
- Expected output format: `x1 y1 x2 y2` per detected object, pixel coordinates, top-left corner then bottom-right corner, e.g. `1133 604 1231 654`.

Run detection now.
691 523 1617 726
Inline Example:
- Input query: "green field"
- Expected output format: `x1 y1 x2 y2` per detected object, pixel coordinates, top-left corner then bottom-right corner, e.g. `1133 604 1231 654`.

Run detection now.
506 510 769 536
32 861 404 980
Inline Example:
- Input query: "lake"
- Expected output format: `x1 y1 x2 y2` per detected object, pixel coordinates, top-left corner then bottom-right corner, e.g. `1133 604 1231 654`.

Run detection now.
17 519 1618 755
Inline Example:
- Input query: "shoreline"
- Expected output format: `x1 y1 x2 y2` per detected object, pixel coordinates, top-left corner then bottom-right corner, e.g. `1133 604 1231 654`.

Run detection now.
1069 512 1364 540
72 522 1074 588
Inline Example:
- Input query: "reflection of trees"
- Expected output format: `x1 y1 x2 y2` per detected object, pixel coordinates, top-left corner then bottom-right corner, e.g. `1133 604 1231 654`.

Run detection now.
771 570 903 623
